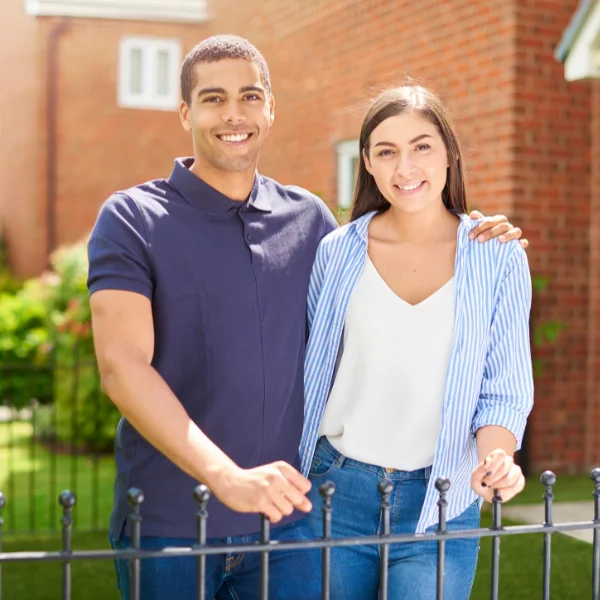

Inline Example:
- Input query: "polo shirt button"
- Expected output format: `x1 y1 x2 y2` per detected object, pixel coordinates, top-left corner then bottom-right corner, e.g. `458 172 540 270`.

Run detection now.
246 233 252 241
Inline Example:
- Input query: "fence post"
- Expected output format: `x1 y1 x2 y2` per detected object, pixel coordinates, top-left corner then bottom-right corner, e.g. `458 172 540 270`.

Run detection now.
0 491 5 600
490 489 503 600
378 478 393 600
592 468 600 600
193 485 210 600
127 488 144 600
541 471 555 600
259 515 270 600
320 481 335 600
435 477 450 600
59 490 76 600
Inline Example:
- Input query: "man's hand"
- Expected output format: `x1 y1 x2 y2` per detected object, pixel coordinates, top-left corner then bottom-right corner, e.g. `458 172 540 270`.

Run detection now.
468 210 529 249
471 448 525 503
211 461 312 523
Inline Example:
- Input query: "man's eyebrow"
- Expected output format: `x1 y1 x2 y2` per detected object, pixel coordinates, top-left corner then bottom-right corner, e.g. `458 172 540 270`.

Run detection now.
239 85 265 94
373 134 433 148
197 87 227 97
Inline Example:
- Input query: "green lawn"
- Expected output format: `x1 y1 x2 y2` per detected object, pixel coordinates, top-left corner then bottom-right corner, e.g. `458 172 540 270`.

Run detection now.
0 418 596 598
0 421 114 533
1 517 594 600
471 513 593 599
2 532 119 600
514 471 597 505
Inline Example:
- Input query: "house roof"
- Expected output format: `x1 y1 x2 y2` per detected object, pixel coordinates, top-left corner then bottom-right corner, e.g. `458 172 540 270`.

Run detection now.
555 0 597 62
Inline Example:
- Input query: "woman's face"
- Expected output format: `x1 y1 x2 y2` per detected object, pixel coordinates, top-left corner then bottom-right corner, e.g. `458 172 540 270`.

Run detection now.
364 111 449 215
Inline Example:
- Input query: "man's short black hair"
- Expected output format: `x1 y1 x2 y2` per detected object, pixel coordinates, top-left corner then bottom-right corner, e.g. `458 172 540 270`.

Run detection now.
181 35 272 105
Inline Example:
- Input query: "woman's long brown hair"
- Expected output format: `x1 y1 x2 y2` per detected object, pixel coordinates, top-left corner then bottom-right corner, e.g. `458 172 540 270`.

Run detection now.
351 85 467 221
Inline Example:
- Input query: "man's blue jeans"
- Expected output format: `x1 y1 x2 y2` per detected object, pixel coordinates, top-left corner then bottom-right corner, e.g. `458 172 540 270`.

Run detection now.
306 436 481 600
109 518 321 600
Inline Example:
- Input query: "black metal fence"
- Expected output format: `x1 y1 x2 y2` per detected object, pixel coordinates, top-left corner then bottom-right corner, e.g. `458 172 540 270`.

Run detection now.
1 471 600 600
0 360 115 534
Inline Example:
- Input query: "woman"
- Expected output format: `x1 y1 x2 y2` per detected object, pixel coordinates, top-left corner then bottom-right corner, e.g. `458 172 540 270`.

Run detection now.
299 85 534 599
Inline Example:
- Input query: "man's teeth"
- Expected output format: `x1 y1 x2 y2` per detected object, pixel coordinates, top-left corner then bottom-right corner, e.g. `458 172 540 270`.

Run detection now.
398 182 422 191
219 133 250 142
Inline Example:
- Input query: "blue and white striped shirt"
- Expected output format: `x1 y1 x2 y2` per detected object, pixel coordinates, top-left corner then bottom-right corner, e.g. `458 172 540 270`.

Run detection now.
300 211 534 533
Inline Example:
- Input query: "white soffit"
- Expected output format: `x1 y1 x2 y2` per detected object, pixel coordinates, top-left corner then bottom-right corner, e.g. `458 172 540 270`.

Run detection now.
564 0 600 81
26 0 208 24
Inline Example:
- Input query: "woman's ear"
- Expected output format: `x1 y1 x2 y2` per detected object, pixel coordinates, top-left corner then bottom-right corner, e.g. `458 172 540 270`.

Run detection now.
363 148 373 175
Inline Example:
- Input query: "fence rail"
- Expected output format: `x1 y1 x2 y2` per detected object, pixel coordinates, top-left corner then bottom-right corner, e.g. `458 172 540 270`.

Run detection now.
1 470 600 600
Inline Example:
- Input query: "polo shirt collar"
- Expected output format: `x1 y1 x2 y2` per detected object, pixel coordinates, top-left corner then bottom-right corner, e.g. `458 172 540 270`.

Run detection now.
168 157 271 213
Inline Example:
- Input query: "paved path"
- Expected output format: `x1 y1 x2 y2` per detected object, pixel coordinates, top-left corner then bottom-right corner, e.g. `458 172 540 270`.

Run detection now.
502 502 595 544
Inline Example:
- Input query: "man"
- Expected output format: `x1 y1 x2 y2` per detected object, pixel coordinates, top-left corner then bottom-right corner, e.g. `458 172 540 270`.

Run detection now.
88 35 526 600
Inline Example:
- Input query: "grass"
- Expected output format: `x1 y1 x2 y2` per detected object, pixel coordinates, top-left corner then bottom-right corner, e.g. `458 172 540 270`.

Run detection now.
1 516 594 600
0 419 596 598
514 472 596 505
471 513 593 599
1 532 120 600
0 421 115 533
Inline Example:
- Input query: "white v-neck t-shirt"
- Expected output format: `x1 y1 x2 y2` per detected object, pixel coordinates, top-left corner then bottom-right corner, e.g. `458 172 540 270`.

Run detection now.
318 255 456 471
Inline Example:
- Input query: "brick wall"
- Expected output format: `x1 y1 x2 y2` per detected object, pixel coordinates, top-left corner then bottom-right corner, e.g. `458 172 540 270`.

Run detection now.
512 0 592 473
0 3 45 275
588 81 600 469
0 0 596 471
210 0 593 471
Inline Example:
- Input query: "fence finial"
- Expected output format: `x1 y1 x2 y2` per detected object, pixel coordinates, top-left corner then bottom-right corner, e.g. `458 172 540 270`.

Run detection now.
59 491 76 510
193 484 211 507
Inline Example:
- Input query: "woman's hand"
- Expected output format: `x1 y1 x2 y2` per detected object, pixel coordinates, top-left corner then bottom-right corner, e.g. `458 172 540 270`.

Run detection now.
471 448 525 503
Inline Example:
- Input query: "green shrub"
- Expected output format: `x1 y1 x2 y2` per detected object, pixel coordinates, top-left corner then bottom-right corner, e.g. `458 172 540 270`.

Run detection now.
0 282 53 407
42 239 120 453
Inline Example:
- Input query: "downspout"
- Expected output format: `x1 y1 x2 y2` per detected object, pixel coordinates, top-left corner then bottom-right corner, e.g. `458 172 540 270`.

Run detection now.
46 20 69 263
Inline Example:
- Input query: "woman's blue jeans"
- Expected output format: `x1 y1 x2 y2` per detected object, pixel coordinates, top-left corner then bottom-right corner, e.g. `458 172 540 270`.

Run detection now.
306 436 480 600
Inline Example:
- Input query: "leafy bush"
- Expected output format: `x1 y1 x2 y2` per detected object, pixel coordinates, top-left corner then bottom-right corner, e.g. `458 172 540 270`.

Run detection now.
42 239 120 453
0 237 120 451
0 283 53 407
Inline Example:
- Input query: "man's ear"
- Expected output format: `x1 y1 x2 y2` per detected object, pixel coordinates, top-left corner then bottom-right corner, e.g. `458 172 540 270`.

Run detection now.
179 101 192 132
269 94 275 125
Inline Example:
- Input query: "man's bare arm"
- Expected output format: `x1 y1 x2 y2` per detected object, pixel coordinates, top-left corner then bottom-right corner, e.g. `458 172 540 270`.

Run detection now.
90 289 312 522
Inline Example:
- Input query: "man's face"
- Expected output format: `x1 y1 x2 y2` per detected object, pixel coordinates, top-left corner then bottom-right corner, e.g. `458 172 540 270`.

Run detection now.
180 59 275 173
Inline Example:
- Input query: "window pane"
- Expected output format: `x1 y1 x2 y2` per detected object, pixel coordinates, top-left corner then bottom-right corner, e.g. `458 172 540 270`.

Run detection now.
156 50 170 96
129 48 143 95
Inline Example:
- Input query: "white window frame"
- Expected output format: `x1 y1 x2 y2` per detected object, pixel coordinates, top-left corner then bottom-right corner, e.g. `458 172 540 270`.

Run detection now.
336 140 360 209
118 37 181 111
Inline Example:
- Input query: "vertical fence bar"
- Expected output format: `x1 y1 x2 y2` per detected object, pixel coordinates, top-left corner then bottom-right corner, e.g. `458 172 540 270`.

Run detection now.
0 491 5 600
127 488 144 600
194 485 210 600
50 354 58 532
260 515 270 600
29 399 37 532
378 479 393 600
435 477 450 600
592 469 600 600
541 471 556 600
490 489 503 600
320 481 335 600
59 490 76 600
92 369 101 532
7 400 15 532
69 346 80 530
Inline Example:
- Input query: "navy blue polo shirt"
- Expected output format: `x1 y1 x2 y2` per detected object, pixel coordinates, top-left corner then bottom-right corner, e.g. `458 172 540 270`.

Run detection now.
87 158 337 539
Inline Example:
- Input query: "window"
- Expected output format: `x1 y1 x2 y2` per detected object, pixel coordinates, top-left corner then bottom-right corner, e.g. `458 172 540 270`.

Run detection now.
336 140 360 209
118 37 181 111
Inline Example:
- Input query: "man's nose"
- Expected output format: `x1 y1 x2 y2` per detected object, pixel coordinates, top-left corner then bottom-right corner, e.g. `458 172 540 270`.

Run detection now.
221 102 246 125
